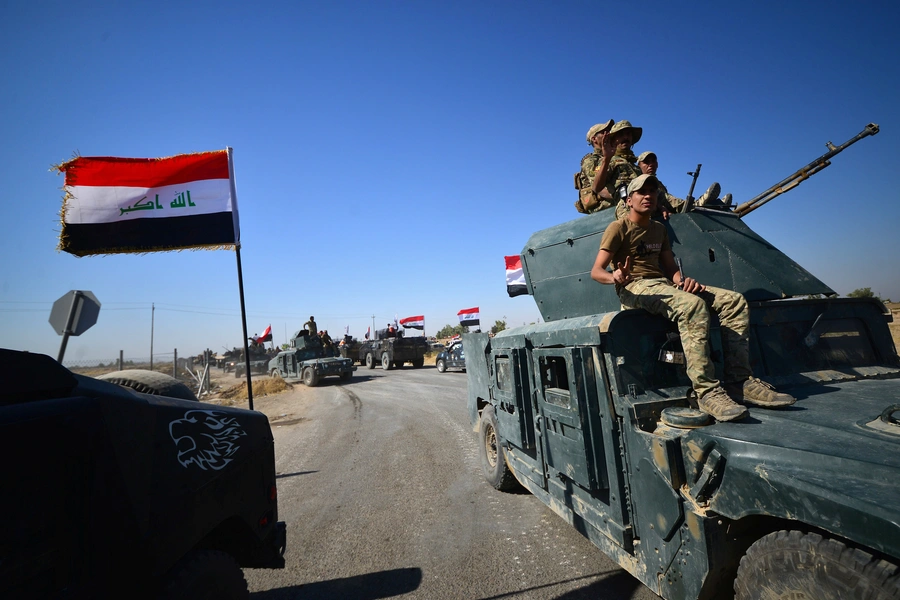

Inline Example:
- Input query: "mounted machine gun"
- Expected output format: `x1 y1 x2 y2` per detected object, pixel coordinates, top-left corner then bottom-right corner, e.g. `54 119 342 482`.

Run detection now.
734 122 879 217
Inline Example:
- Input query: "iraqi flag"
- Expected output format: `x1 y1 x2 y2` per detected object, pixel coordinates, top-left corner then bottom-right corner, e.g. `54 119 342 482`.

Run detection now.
458 307 480 327
505 255 528 297
55 149 239 256
399 315 424 330
365 326 371 340
259 324 273 343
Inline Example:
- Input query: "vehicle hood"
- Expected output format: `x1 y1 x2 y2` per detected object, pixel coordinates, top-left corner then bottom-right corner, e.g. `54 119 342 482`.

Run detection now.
682 377 900 560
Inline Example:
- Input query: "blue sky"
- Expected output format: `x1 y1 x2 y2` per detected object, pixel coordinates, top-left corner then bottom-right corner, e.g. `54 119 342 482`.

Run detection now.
2 1 897 363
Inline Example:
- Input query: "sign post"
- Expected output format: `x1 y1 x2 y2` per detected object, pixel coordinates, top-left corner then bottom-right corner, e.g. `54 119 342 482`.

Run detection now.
49 290 101 363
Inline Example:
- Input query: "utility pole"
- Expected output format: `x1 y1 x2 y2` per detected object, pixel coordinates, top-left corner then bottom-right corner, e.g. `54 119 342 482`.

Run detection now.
150 302 155 370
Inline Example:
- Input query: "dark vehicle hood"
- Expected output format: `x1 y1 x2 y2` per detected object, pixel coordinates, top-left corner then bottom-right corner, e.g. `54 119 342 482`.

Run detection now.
682 377 900 560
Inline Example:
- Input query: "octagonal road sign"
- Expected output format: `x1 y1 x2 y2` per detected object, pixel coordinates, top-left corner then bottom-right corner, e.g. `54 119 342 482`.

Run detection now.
49 290 101 336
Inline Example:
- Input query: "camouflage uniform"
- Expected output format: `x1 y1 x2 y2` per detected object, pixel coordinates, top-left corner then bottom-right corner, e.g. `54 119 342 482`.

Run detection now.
618 279 751 397
600 217 752 398
578 150 615 213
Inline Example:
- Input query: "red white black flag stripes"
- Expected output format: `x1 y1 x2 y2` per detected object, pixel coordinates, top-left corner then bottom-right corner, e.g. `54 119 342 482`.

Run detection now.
399 315 425 330
457 307 480 326
505 255 528 297
55 149 239 256
259 324 273 343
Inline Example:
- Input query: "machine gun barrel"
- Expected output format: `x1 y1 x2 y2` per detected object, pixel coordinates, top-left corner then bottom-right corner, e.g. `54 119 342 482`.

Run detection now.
734 123 879 217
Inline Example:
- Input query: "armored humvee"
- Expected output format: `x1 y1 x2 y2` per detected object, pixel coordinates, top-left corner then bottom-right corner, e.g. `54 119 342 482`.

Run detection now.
0 349 286 598
464 124 900 599
268 330 355 386
358 328 429 370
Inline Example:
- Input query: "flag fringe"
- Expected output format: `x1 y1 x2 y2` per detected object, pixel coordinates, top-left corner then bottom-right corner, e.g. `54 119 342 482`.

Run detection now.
57 241 236 257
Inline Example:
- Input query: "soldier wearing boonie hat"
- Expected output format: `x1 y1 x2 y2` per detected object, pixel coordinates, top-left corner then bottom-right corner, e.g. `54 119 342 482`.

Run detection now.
591 120 643 214
575 119 616 214
590 171 796 423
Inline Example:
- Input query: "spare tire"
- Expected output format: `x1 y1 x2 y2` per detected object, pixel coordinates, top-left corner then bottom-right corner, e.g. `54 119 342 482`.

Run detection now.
97 369 198 401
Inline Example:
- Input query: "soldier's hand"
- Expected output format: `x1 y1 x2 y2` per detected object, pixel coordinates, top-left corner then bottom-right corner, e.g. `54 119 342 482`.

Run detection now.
680 277 705 294
613 256 633 285
600 131 614 156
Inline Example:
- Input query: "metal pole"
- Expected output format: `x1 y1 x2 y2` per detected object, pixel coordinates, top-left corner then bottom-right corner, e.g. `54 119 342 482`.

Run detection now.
235 245 253 410
150 302 155 371
119 349 123 371
57 290 84 363
173 348 178 379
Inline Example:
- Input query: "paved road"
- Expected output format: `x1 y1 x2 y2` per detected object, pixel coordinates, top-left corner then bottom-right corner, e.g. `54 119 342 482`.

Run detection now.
245 366 659 600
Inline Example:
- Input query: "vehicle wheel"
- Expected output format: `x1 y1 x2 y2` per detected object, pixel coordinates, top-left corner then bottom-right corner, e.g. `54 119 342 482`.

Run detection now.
270 369 281 379
340 370 352 381
382 353 393 370
97 369 197 401
436 359 447 373
159 549 248 600
365 353 376 370
734 530 900 600
412 358 424 368
478 405 520 491
302 367 319 387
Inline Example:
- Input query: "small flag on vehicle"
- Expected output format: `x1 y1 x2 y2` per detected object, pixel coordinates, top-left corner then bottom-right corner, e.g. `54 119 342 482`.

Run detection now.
399 316 425 330
457 307 480 327
505 255 528 297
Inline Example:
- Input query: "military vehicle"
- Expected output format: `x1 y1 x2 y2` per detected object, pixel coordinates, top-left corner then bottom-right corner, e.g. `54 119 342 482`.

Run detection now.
464 124 900 599
338 335 363 365
269 330 356 386
233 343 271 378
358 328 429 370
0 348 286 598
436 340 466 373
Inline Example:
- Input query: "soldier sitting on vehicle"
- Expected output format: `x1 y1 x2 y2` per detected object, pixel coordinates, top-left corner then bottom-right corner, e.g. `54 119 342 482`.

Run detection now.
575 119 616 214
590 174 796 422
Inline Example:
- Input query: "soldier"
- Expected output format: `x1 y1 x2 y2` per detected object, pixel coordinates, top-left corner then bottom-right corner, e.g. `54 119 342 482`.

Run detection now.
575 119 615 214
615 150 688 219
304 316 318 337
589 173 796 422
592 120 644 207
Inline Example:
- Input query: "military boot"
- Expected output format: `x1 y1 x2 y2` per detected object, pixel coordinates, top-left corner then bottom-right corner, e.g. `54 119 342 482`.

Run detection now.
697 386 748 422
726 377 796 407
695 182 721 206
721 193 733 207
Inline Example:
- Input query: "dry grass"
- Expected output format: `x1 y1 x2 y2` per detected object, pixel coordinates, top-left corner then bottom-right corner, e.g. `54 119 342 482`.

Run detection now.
215 377 292 405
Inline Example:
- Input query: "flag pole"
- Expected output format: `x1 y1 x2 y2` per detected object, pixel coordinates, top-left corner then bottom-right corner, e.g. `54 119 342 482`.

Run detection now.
228 147 253 410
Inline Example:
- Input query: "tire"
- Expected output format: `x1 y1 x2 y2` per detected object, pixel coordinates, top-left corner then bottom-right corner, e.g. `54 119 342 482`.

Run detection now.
412 358 424 368
436 359 447 373
382 353 393 370
97 369 197 401
302 367 319 387
340 370 352 381
478 405 519 491
365 353 376 370
159 549 248 600
270 369 281 379
734 530 900 600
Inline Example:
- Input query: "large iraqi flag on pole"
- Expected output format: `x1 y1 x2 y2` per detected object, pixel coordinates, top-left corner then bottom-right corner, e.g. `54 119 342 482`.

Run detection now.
457 307 480 327
55 149 239 256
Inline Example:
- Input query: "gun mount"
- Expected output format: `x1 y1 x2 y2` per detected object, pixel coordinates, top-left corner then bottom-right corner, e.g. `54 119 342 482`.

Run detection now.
734 122 879 217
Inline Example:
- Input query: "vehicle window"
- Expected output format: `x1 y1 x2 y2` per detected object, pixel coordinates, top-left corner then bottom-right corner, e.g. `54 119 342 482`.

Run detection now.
754 317 877 375
540 356 570 408
495 356 511 391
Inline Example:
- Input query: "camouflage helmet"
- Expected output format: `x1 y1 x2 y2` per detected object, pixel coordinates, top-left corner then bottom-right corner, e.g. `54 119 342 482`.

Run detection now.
586 119 615 144
626 174 659 196
637 150 657 163
609 120 643 144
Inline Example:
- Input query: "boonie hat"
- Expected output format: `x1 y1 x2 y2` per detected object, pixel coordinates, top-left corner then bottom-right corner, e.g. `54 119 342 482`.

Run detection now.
637 151 657 163
586 119 615 143
626 174 659 196
609 120 643 144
